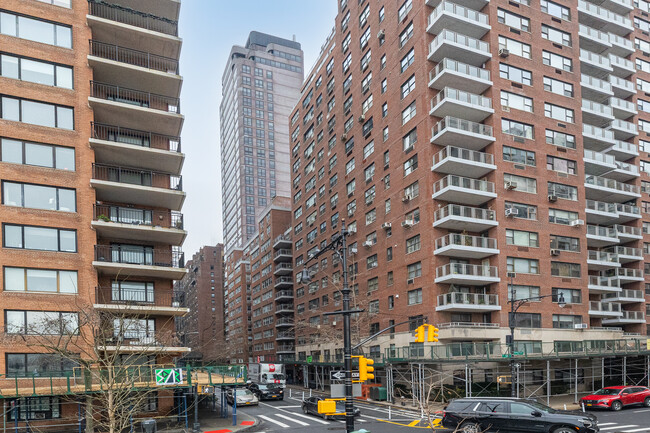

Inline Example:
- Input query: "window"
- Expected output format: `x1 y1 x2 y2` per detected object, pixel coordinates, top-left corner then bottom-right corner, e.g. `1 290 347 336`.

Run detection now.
368 300 379 314
407 262 422 279
546 129 576 149
1 138 74 170
499 36 531 59
501 91 533 112
542 25 571 47
402 128 417 151
4 267 77 293
547 157 576 175
1 96 73 129
551 261 581 278
367 277 379 293
366 254 378 269
0 11 72 48
398 0 412 22
513 313 541 328
1 54 73 89
3 224 76 252
543 51 572 72
362 94 373 114
360 50 371 71
638 78 650 93
363 140 374 159
541 0 570 20
545 103 574 122
7 353 75 378
401 75 416 99
3 182 76 211
503 146 535 166
387 246 393 261
549 208 578 225
404 181 419 199
408 288 422 305
507 257 539 274
502 118 534 139
404 154 418 176
504 173 536 193
379 6 385 22
405 208 420 224
544 77 573 97
365 208 376 225
508 285 540 301
5 310 78 335
553 314 582 329
498 9 530 32
399 22 414 48
360 27 371 49
359 4 370 27
499 64 532 86
506 229 539 247
550 235 580 252
346 158 355 174
406 235 421 254
548 182 578 200
402 101 416 124
400 49 414 73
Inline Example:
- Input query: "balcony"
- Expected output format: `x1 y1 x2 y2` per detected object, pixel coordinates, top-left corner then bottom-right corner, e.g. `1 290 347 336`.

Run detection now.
276 331 295 341
430 88 493 122
608 33 634 58
89 81 182 136
88 40 181 96
432 175 496 206
273 249 293 263
584 175 640 202
275 304 295 314
586 224 619 247
91 163 185 210
436 293 500 312
587 250 620 271
99 330 189 354
431 146 495 178
604 246 643 263
100 0 180 21
275 318 294 328
608 119 637 140
434 233 498 259
436 322 501 341
609 54 635 78
276 344 295 353
589 276 622 293
90 123 183 174
435 263 500 285
430 116 494 150
579 24 612 52
602 310 646 325
583 124 616 152
602 268 644 283
614 224 643 242
577 0 632 36
273 234 292 249
603 289 646 303
93 245 186 279
584 149 616 176
428 29 491 65
610 161 639 182
433 204 498 231
607 140 638 161
581 74 614 102
86 0 180 59
425 0 489 10
426 1 490 39
580 49 613 78
94 286 188 316
609 76 635 98
429 59 492 94
582 100 614 126
589 301 623 318
273 263 293 276
92 204 186 245
275 290 293 301
274 277 293 289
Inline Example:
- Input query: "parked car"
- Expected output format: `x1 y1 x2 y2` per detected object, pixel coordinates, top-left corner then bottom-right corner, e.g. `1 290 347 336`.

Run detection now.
248 383 284 400
225 388 259 406
441 397 598 433
301 396 360 420
581 386 650 411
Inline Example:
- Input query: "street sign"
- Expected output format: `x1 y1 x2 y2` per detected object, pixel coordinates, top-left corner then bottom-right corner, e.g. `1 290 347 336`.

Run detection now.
306 356 313 363
330 370 360 380
331 383 362 398
155 368 183 385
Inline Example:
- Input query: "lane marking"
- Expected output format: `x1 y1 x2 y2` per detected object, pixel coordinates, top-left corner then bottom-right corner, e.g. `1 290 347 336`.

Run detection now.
599 423 617 426
633 409 650 413
288 412 331 425
258 415 290 428
600 426 638 431
408 419 421 426
622 428 650 432
275 413 309 426
275 405 301 408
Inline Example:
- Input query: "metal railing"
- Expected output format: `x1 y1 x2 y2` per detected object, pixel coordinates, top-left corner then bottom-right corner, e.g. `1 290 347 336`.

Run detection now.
618 311 646 320
582 99 613 117
435 233 497 250
588 250 618 263
91 122 181 152
275 304 294 312
95 286 180 307
94 245 184 268
589 301 622 313
276 331 295 340
589 275 621 289
432 87 492 109
274 263 293 272
583 124 614 140
604 246 643 257
94 204 183 229
90 81 180 113
275 290 293 300
610 118 638 134
436 263 499 279
603 289 644 300
578 0 631 27
275 318 294 326
438 322 500 329
428 0 489 25
88 0 178 36
610 75 635 91
580 49 611 67
430 29 490 53
603 268 644 278
274 276 293 286
584 149 615 165
585 174 640 194
277 344 295 352
609 53 634 70
433 174 495 194
432 116 493 138
579 24 610 44
89 40 179 74
433 146 494 167
587 224 616 238
430 59 490 83
273 234 292 246
92 163 182 191
581 73 611 92
434 204 496 222
274 249 292 258
437 293 499 307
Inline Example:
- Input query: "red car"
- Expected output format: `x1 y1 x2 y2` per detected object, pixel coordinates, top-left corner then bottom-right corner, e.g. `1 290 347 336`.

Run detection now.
581 386 650 411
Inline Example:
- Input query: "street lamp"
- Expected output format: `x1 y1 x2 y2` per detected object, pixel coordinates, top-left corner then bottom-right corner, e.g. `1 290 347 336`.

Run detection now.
299 220 360 433
507 272 566 397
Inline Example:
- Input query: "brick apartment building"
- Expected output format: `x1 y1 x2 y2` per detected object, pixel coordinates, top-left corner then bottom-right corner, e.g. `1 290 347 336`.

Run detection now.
224 197 294 364
289 0 650 362
0 0 188 424
175 245 225 362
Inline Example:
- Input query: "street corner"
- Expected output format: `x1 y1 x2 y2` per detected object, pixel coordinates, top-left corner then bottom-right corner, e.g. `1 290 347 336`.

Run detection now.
203 419 257 433
378 417 446 430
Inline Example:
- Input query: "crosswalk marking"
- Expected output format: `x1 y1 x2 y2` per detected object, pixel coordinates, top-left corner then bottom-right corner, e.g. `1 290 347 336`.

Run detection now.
600 426 637 431
275 413 309 426
290 412 330 424
599 423 616 426
259 415 290 428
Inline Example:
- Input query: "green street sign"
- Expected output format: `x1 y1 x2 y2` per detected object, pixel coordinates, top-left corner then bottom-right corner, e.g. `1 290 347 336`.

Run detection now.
307 356 313 363
155 368 183 386
514 351 524 355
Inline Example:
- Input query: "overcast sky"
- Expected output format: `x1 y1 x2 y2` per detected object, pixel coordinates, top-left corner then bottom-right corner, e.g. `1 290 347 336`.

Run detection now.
178 0 338 256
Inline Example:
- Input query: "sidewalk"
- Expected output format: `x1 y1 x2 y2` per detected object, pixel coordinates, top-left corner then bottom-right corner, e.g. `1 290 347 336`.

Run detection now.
161 407 257 433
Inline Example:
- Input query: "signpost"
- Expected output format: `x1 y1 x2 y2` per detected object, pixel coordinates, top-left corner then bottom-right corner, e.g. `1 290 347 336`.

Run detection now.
330 371 359 381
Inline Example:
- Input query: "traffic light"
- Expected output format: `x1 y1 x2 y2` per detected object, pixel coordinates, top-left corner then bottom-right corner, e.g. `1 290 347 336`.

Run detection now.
414 325 425 343
414 324 439 343
359 356 374 381
427 325 439 342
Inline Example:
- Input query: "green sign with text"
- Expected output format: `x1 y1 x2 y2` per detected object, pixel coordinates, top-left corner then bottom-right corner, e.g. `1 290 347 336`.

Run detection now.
155 368 183 385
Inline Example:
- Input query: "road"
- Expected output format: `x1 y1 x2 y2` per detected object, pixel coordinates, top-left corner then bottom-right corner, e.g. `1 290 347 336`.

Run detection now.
231 395 650 433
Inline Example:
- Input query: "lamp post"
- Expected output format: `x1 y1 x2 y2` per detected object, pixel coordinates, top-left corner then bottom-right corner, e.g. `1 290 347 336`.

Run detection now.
507 272 565 397
299 220 358 433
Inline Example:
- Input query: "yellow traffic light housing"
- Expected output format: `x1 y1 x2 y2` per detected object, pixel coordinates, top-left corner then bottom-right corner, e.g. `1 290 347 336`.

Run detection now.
427 325 439 342
317 399 336 415
414 324 439 343
359 356 375 381
414 325 425 343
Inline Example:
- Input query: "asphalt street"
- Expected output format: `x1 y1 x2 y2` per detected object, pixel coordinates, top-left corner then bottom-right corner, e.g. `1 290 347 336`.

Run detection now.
229 394 650 433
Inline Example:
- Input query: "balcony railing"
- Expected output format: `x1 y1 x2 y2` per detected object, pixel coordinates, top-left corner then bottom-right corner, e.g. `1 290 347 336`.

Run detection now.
428 1 489 25
276 304 294 312
434 204 496 222
95 286 180 307
88 0 178 36
90 81 180 113
582 99 613 117
435 233 497 250
276 331 295 339
581 74 612 92
274 277 293 286
610 119 637 134
610 76 635 92
604 268 644 278
585 175 640 194
89 40 179 74
94 245 184 268
91 122 181 152
583 124 614 140
588 250 618 263
618 311 646 320
616 203 641 215
277 344 295 352
584 149 615 165
275 263 293 272
578 0 632 28
603 289 644 300
430 59 490 83
274 249 292 258
433 146 494 166
436 263 499 279
92 163 182 190
615 224 642 237
438 322 500 329
609 54 634 71
275 318 294 326
275 290 293 300
579 24 610 44
432 116 493 138
433 174 495 194
438 293 498 307
605 246 642 257
585 200 614 215
614 160 638 175
580 49 611 68
589 275 621 288
94 204 183 229
611 140 638 155
587 224 616 238
589 301 622 313
432 87 492 109
430 29 490 53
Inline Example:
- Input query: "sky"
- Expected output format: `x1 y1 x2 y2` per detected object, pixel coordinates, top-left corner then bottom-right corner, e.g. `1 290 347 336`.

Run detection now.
178 0 338 256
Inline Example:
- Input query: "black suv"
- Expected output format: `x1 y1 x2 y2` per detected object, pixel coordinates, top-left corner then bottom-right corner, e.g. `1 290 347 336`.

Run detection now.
247 383 284 401
441 397 598 433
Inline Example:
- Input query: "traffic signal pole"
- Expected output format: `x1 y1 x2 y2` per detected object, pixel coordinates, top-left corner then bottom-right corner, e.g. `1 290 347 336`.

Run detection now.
340 221 355 433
